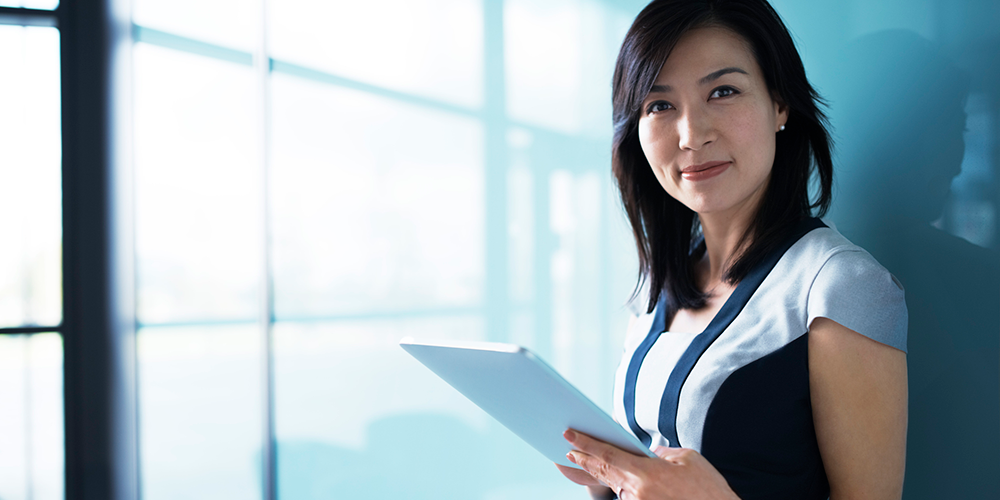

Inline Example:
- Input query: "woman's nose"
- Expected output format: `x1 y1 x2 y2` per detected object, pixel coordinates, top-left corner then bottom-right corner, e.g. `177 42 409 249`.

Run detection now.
677 109 714 151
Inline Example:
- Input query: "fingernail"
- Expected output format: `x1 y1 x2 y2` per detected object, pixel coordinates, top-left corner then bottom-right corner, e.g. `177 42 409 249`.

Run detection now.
566 452 577 464
564 429 576 442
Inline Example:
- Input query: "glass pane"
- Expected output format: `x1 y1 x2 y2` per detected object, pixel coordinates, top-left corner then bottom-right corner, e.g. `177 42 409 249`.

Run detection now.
269 0 483 108
0 1 58 9
505 129 637 409
133 43 260 325
548 169 619 406
504 0 631 134
133 0 257 52
506 129 535 310
274 316 584 500
0 333 65 500
269 73 484 319
138 325 262 500
0 26 62 328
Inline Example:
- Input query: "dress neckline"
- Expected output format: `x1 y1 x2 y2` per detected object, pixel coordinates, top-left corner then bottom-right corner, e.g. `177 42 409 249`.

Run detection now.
623 217 827 449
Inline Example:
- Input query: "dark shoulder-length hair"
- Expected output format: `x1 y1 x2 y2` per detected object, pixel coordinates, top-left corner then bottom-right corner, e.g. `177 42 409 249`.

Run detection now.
613 0 833 314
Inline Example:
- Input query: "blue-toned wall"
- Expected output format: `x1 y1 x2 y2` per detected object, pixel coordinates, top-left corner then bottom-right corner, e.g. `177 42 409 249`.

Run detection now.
772 1 999 497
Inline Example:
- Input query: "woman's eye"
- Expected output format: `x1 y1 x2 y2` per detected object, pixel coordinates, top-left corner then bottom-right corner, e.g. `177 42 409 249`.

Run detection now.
710 86 739 99
646 101 673 114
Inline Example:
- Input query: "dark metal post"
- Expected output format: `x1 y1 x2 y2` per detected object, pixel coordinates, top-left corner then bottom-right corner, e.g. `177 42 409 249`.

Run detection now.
60 0 139 499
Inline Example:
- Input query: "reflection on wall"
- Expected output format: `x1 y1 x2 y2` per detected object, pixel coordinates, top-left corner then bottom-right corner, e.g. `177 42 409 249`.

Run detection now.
825 30 1000 498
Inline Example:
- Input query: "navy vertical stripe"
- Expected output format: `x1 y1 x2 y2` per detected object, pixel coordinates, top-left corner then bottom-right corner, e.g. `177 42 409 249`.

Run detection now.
655 218 826 448
623 291 670 447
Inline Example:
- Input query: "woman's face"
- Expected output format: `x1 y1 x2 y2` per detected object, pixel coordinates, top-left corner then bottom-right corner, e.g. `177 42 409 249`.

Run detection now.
638 26 787 219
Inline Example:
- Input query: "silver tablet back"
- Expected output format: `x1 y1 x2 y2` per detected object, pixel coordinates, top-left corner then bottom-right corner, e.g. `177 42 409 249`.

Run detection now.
400 337 656 468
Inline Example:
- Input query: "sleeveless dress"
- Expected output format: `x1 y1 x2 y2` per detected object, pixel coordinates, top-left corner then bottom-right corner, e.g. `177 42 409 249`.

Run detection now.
611 218 908 500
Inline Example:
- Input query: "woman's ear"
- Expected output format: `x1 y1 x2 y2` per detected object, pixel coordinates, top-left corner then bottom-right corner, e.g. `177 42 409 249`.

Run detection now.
774 98 789 132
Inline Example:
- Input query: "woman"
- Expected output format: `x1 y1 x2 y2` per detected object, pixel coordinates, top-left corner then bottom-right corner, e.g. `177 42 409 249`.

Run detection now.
556 1 908 499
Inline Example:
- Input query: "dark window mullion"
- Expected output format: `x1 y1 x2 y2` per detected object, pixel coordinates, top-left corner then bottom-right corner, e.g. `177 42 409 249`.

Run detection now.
0 6 58 27
0 326 63 335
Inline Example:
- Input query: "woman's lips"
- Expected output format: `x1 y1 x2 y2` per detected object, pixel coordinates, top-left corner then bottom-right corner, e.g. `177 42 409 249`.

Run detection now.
681 161 731 181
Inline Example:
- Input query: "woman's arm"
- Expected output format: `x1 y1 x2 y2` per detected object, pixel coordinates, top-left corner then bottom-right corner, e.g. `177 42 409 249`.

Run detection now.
809 317 907 499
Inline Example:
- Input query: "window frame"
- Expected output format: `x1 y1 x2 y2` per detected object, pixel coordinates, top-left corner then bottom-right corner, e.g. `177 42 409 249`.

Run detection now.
47 0 139 499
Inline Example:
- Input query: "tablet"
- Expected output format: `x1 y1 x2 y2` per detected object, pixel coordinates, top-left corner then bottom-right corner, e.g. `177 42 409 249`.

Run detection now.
400 337 658 469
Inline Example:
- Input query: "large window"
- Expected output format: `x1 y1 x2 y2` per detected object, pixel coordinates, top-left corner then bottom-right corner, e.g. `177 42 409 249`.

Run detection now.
131 1 638 499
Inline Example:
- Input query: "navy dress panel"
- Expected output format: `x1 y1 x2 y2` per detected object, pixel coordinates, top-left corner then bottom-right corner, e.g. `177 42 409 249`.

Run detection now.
700 333 830 500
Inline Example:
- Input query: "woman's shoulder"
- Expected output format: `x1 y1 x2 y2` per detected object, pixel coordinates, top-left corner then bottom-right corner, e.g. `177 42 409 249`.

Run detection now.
624 279 650 318
789 220 880 267
796 221 908 352
621 279 660 353
795 221 900 287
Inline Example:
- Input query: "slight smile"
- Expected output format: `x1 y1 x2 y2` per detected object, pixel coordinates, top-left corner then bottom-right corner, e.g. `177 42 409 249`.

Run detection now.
681 161 731 181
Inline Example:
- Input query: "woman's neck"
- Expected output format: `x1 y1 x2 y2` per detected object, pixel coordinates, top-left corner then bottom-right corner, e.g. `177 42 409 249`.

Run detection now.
697 203 758 288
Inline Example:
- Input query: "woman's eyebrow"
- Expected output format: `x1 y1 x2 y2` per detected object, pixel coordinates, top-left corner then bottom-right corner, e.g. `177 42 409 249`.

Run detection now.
699 66 748 85
648 67 749 95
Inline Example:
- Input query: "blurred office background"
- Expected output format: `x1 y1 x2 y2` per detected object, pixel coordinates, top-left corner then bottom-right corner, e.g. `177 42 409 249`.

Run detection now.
0 0 996 499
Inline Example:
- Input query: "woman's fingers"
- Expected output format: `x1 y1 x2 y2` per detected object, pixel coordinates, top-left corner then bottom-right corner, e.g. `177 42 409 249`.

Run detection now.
568 452 629 498
554 463 602 487
564 430 640 468
564 429 639 493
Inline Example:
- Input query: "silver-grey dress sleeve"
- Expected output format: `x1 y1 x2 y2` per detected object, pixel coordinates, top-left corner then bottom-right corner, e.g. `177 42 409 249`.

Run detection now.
806 248 908 352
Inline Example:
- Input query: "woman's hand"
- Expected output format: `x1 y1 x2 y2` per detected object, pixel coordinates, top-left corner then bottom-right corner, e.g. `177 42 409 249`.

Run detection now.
561 429 740 500
555 460 616 500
